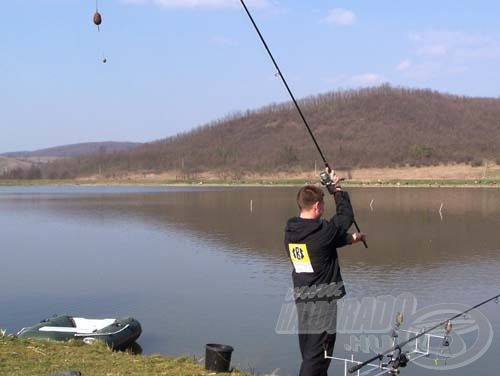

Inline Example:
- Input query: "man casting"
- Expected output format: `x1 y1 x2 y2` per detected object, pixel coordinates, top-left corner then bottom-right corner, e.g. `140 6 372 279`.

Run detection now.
284 169 366 376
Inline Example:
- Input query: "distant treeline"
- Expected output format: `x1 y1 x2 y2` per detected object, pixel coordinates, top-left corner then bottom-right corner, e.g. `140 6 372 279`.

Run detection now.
4 85 500 179
1 141 142 158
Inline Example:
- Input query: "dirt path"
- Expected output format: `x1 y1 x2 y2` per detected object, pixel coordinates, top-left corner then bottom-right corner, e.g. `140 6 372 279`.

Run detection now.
109 163 500 182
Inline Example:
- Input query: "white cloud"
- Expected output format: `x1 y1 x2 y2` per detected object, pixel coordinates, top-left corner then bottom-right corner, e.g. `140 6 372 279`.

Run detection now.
397 59 412 71
323 8 356 26
411 30 500 59
404 30 500 79
417 43 448 56
324 74 349 86
349 73 384 86
122 0 270 9
325 73 385 87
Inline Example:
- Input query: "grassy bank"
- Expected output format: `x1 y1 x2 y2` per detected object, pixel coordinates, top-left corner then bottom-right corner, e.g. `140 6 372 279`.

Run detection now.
0 177 499 187
0 337 246 376
1 163 500 187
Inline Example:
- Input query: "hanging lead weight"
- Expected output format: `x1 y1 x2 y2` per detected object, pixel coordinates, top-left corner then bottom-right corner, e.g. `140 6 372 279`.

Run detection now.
92 2 106 62
93 11 102 26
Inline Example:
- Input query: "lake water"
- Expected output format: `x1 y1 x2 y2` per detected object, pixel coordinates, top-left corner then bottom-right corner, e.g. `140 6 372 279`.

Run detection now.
0 185 499 375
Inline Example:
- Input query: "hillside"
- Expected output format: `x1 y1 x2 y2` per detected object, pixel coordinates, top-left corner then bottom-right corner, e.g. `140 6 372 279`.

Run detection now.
0 156 34 172
13 86 500 179
0 142 142 179
1 141 142 158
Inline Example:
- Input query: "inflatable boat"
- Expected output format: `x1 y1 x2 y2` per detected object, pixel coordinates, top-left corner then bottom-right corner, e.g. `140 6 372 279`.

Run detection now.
17 315 141 350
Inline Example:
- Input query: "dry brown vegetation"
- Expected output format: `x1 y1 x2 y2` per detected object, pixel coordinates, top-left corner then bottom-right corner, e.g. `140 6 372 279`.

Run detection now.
5 85 500 180
0 337 246 376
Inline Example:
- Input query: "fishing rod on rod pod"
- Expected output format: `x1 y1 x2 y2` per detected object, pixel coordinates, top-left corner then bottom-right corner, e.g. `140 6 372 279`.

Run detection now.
239 0 367 248
348 293 500 374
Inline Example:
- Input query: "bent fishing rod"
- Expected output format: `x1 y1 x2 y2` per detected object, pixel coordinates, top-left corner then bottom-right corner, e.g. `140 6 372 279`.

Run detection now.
348 293 500 374
239 0 367 248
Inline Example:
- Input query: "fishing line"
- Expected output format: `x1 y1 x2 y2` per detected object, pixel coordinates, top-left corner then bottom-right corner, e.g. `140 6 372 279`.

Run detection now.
93 0 107 63
239 0 367 247
239 0 328 168
94 0 101 32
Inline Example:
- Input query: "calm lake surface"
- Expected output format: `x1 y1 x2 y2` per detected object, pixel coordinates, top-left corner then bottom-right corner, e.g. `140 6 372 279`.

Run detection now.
1 186 499 375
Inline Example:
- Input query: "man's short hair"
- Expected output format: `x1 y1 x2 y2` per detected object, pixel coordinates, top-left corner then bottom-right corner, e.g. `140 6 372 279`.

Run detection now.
297 185 324 211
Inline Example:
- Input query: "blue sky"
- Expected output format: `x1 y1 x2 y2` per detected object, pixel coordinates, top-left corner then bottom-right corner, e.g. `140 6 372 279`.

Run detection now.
2 0 500 153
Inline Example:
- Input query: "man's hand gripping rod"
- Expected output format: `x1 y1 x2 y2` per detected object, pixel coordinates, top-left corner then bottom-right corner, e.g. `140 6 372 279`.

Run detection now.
239 0 367 248
320 170 368 248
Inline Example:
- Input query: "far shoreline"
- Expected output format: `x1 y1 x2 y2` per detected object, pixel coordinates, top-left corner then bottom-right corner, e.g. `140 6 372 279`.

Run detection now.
1 179 499 189
1 164 500 188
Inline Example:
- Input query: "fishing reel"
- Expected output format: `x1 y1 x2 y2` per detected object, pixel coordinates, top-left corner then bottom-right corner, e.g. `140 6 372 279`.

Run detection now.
319 171 333 185
384 314 409 372
319 172 336 195
319 171 344 195
383 347 409 373
392 351 409 369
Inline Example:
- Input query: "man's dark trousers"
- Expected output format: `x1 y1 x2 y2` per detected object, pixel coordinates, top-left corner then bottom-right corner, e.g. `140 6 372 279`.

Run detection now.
297 300 338 376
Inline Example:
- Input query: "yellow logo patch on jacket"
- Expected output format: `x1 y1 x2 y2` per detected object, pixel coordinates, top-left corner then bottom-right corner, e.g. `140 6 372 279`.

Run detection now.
288 243 314 273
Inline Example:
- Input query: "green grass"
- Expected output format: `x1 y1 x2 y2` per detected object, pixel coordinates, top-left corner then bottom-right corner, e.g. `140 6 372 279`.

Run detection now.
346 179 500 187
1 178 499 187
0 179 75 186
0 337 246 376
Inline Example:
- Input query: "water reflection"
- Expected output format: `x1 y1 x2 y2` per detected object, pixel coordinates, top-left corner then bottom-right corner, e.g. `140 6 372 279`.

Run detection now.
0 186 499 376
2 187 499 264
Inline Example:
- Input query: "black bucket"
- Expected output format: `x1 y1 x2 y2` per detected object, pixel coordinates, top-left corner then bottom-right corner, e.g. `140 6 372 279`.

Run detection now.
205 343 234 372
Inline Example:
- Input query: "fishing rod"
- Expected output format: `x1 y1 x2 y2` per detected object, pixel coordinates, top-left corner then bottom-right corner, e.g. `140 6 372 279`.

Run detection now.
348 293 500 374
239 0 367 248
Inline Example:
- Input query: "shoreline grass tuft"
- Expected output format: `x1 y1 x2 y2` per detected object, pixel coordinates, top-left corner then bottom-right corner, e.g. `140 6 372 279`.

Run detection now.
0 337 247 376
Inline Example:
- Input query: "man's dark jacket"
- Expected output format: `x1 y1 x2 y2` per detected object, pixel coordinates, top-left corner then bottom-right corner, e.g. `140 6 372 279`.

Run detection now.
284 190 354 304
